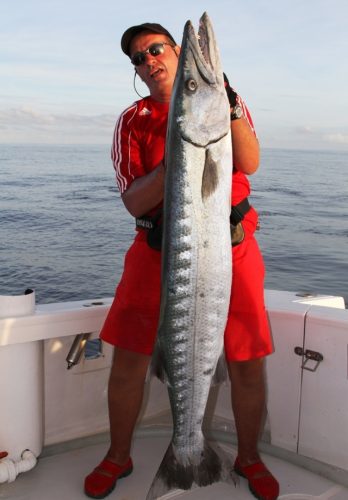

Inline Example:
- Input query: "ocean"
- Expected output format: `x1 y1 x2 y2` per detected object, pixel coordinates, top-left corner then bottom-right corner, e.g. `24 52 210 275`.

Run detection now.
1 144 347 306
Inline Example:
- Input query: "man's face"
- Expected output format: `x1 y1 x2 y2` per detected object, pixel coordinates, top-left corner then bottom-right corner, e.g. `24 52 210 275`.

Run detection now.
129 32 180 100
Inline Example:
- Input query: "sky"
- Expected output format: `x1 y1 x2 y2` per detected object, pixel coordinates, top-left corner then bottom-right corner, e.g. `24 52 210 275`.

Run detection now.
1 0 348 150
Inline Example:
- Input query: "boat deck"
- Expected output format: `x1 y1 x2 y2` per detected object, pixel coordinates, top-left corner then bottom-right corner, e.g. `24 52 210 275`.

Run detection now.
2 429 348 500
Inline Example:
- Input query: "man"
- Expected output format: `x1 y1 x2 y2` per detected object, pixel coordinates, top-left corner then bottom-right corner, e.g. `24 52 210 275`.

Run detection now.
84 21 279 500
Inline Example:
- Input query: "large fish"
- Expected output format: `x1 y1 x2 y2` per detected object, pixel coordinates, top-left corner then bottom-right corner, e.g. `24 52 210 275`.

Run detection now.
147 12 235 499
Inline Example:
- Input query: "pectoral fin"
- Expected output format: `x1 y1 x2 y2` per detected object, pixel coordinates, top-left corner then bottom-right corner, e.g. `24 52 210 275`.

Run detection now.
201 149 218 199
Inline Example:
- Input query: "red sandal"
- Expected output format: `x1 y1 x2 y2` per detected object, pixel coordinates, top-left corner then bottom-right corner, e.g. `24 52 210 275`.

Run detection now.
84 457 133 499
234 457 279 500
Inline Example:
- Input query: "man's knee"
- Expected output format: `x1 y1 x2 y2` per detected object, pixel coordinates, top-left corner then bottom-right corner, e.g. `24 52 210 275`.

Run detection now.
109 347 150 386
228 358 265 388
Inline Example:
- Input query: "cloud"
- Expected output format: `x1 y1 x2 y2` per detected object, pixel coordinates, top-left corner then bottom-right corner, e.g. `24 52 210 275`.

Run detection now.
292 126 348 147
260 123 348 151
294 126 316 135
0 106 116 143
2 107 56 124
324 133 348 145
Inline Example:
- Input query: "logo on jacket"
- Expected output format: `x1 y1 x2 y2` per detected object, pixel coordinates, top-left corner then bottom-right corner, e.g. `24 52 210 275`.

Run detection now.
139 107 151 116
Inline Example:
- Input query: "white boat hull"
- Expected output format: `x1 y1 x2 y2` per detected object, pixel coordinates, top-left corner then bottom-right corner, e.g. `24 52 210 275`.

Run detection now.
0 289 347 493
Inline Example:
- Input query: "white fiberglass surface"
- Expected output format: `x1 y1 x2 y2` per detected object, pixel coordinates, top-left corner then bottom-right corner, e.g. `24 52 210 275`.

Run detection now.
1 433 348 500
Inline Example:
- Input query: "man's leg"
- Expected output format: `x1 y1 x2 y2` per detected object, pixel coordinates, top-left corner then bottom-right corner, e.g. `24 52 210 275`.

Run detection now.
228 358 279 500
107 347 151 464
84 348 150 498
228 358 266 464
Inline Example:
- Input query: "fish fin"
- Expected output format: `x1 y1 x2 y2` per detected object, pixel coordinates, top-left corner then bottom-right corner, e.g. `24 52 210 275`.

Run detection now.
211 351 228 385
193 440 238 487
146 440 238 499
146 443 194 500
207 440 239 486
201 149 219 199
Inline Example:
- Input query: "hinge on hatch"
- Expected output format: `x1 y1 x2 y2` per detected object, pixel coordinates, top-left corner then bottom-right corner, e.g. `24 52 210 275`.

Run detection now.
294 347 324 372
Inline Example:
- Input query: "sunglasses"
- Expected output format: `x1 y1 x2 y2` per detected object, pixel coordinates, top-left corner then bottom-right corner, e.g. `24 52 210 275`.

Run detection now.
131 42 174 66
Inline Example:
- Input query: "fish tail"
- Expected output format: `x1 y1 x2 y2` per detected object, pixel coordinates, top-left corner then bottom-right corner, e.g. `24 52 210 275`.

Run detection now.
145 440 237 499
146 443 194 500
192 440 237 487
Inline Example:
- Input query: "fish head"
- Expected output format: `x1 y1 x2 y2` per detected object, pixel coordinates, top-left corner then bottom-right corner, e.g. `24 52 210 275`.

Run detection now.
171 12 230 147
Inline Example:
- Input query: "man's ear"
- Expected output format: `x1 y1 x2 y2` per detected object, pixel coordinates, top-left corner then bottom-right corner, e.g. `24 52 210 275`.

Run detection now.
174 45 181 57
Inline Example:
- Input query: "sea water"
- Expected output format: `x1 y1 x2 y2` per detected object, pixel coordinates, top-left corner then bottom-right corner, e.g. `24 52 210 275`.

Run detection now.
0 144 347 305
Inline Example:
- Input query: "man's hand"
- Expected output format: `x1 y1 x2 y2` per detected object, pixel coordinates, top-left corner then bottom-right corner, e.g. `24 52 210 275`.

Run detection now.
223 72 237 109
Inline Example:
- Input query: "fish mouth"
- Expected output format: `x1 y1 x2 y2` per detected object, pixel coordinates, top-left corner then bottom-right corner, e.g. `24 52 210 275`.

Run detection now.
197 13 213 69
186 12 218 85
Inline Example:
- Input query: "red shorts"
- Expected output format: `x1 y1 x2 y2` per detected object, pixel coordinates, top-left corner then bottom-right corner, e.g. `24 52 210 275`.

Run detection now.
100 207 273 362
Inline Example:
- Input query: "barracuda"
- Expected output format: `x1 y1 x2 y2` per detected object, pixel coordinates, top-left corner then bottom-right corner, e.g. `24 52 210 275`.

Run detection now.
147 12 235 498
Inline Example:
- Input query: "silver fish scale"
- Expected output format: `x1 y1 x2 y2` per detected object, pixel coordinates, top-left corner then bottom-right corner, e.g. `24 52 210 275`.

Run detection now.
159 140 231 465
161 170 198 460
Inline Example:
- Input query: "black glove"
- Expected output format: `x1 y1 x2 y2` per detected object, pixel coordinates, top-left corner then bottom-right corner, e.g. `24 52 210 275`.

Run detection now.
223 72 237 108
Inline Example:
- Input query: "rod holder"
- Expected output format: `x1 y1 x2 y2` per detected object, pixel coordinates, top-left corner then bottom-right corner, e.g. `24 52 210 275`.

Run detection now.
66 333 91 369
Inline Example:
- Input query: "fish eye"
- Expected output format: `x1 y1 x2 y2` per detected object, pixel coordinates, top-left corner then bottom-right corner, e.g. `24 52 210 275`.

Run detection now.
185 78 197 92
